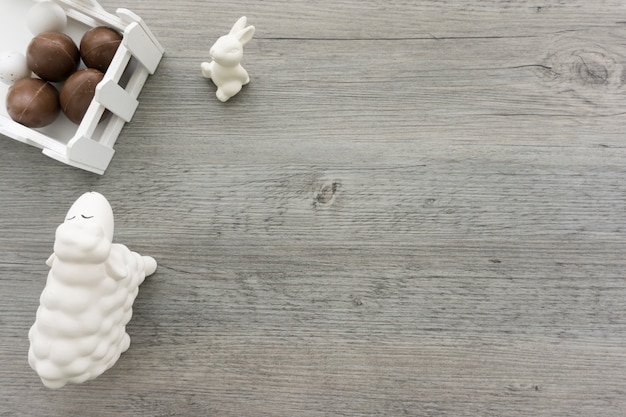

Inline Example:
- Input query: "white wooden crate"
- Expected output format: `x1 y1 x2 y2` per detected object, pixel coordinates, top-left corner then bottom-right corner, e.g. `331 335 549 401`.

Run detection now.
0 0 164 174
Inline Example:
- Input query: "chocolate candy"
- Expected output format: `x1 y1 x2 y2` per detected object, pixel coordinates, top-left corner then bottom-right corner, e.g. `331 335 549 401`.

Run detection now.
27 31 80 82
80 27 122 73
6 78 60 128
60 68 104 124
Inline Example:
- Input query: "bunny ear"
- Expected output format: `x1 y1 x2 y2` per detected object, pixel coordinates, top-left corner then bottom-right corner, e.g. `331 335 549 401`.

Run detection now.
236 25 255 45
230 16 248 34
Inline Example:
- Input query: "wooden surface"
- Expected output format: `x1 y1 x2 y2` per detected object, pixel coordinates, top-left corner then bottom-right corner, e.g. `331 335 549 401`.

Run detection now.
1 1 626 415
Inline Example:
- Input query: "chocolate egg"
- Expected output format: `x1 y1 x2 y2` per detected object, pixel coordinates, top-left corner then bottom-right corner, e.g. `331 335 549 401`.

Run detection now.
27 31 80 82
80 26 122 72
60 68 104 124
6 78 60 128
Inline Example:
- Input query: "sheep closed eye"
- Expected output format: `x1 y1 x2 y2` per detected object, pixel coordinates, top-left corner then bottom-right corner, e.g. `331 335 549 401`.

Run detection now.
66 216 76 220
81 215 94 219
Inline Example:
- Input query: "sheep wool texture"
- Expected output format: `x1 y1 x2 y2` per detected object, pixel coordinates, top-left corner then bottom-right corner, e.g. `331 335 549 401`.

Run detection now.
28 192 157 389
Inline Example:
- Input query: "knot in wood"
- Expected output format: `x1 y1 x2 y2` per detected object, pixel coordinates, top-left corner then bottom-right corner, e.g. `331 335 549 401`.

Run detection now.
314 180 341 207
537 32 626 113
572 51 610 86
543 49 618 88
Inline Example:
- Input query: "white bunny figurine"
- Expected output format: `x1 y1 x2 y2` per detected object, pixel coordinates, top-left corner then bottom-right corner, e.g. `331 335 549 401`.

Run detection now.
201 16 255 102
28 192 157 389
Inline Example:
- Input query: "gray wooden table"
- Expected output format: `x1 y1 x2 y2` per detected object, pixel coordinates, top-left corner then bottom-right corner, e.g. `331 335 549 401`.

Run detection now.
1 1 626 415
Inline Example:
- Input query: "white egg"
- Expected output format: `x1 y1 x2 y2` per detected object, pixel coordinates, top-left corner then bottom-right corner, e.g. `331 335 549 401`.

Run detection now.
0 51 31 85
26 1 68 35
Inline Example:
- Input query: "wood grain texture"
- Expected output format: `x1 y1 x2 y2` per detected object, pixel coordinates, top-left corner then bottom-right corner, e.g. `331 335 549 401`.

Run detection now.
1 1 626 416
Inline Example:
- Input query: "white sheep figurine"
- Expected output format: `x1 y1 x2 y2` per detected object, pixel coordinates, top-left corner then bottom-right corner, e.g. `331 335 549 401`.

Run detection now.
28 192 157 389
201 16 255 102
